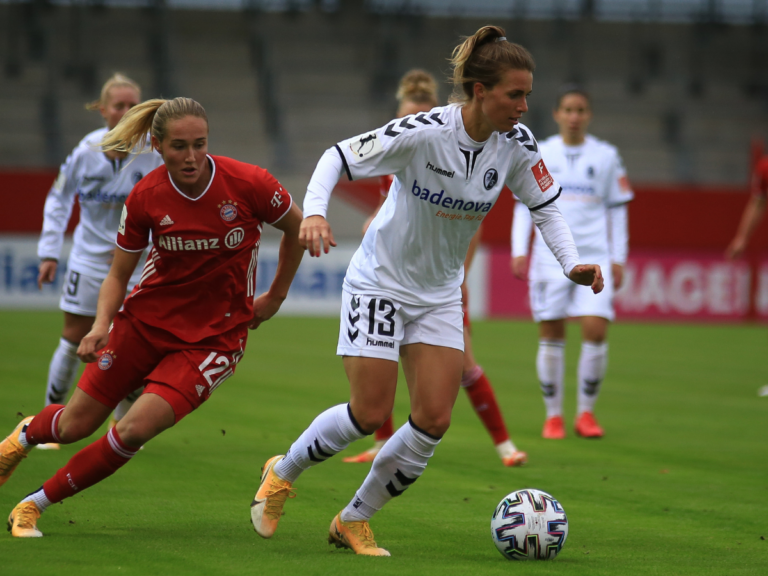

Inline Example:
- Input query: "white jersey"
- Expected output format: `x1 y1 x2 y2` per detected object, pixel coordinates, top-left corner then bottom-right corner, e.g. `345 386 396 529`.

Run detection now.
330 104 568 306
513 134 633 281
37 128 164 280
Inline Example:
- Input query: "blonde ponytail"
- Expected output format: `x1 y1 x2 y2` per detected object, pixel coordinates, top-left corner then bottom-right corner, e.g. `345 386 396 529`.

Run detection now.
101 97 208 153
449 25 535 103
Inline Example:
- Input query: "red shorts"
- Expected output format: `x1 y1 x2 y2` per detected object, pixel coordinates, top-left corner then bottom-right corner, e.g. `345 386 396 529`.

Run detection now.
78 311 248 422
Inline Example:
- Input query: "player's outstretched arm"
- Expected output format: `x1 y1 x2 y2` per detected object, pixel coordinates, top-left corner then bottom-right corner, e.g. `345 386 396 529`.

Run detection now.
78 248 142 362
568 264 604 294
299 215 337 257
726 194 767 259
251 203 305 330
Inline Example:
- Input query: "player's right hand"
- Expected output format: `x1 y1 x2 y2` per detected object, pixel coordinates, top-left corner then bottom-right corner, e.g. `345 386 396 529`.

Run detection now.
725 236 747 260
299 215 337 257
511 256 528 281
568 264 604 294
78 327 110 363
37 259 58 290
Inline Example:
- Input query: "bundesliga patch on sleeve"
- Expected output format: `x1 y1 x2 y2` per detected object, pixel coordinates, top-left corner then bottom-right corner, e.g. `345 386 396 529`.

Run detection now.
532 160 554 193
348 131 384 162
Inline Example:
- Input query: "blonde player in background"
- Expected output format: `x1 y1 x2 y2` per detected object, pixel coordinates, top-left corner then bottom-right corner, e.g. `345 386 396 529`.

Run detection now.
251 27 603 557
512 84 632 439
35 74 164 449
345 69 527 467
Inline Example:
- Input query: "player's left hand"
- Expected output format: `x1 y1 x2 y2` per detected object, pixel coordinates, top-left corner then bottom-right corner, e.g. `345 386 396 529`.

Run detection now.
249 292 285 330
568 264 604 294
612 263 624 290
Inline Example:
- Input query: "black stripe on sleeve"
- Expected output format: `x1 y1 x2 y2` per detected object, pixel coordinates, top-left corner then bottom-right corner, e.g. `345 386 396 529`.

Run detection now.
334 144 353 181
529 187 562 211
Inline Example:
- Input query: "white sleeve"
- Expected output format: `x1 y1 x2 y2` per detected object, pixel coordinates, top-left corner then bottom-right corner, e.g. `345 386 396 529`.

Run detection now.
605 149 634 207
303 147 344 219
37 152 79 261
503 125 562 211
607 203 629 264
530 202 580 278
511 198 534 258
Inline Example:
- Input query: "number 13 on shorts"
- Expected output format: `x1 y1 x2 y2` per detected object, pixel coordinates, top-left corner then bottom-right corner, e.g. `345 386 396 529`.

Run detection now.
337 290 404 360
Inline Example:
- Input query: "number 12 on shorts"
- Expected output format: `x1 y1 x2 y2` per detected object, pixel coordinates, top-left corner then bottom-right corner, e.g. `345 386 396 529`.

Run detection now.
197 341 244 395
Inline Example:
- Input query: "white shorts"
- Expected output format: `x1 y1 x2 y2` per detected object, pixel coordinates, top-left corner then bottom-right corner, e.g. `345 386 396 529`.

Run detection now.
337 288 464 362
529 270 614 323
59 269 136 317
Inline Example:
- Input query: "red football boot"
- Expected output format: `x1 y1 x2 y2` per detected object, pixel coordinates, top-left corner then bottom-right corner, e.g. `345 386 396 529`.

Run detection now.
575 412 604 438
542 416 566 439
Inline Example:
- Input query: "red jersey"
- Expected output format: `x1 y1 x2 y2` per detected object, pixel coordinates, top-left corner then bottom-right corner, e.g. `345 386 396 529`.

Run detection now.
117 155 292 343
752 156 768 198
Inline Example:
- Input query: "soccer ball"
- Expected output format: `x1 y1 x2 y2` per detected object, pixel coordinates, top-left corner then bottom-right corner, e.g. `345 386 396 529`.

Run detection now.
490 488 569 561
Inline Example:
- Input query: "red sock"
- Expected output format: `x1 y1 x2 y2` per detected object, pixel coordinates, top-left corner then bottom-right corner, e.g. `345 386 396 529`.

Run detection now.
375 414 394 442
42 428 138 503
463 367 510 445
25 404 65 445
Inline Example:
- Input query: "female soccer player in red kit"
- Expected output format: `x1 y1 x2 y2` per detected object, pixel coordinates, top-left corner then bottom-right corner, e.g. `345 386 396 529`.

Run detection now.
0 96 304 537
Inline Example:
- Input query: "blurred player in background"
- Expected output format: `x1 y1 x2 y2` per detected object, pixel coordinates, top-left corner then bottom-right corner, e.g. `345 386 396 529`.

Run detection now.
2 97 304 538
345 69 527 467
512 85 632 439
35 74 163 449
251 27 603 556
726 148 767 259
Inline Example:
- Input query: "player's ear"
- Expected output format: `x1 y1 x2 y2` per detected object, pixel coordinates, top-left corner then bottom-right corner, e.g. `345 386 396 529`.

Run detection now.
473 81 486 101
151 135 162 155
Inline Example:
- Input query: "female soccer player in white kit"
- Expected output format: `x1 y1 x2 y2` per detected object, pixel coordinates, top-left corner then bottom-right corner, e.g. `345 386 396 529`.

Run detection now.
251 26 603 556
511 85 633 440
36 74 163 448
344 68 527 467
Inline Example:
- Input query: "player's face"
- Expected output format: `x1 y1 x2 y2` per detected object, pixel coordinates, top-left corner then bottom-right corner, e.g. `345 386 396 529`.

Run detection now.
397 100 433 119
100 86 140 130
154 116 210 190
479 68 532 133
553 93 591 139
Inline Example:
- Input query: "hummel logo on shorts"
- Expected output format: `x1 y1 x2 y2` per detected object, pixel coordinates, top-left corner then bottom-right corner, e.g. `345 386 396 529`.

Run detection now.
160 215 174 226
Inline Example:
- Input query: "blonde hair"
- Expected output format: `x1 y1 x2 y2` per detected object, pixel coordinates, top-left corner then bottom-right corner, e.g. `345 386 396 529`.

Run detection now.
396 69 438 107
85 73 141 111
449 25 535 103
101 97 208 153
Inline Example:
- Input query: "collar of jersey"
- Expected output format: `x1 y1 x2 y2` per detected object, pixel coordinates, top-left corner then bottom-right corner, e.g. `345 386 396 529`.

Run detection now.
167 155 216 201
452 104 487 152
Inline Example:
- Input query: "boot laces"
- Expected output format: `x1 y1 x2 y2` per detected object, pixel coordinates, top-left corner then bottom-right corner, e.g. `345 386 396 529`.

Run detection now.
348 521 377 547
15 503 40 529
264 479 296 519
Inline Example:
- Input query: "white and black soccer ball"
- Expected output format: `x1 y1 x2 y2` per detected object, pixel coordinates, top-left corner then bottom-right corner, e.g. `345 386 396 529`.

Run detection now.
490 488 568 561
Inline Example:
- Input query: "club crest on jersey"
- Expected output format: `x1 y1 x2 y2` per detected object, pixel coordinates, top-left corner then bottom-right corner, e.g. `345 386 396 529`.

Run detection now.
225 227 245 249
98 350 116 371
484 169 499 190
349 131 383 161
132 171 144 185
218 200 238 222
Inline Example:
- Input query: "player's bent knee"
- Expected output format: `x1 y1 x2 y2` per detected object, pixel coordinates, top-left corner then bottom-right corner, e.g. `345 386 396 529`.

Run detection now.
412 413 451 439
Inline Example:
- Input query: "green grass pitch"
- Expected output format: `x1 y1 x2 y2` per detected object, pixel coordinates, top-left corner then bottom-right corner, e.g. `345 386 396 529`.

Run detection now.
0 311 766 575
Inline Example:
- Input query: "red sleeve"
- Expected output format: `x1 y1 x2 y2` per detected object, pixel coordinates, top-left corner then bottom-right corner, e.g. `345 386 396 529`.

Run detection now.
251 167 292 224
753 158 768 198
116 191 151 252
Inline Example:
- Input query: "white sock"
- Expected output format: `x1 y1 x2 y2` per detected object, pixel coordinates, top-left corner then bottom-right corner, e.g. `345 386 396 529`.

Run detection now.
274 404 367 483
18 424 31 450
44 337 80 406
494 439 519 459
113 387 143 421
537 339 565 418
21 487 52 513
577 341 608 415
342 417 441 523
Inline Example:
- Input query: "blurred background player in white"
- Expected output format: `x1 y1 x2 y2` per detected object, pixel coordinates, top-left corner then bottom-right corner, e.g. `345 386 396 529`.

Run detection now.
345 69 526 467
36 73 163 449
251 26 603 557
726 146 767 259
512 84 633 439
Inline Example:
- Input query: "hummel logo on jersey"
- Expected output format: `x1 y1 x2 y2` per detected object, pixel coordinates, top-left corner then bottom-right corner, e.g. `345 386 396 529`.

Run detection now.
425 161 455 178
366 337 394 349
157 235 220 251
159 215 174 226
